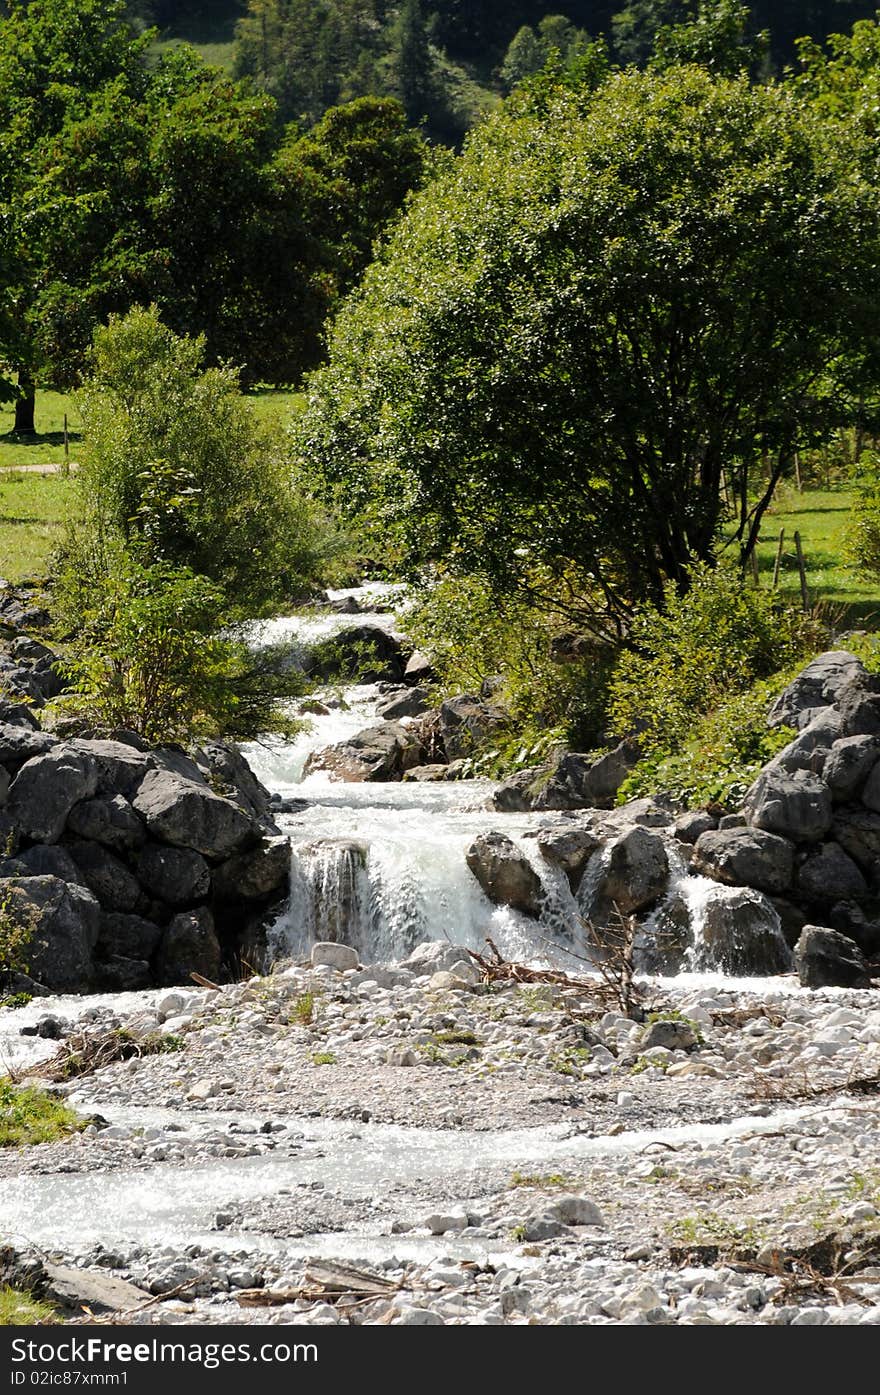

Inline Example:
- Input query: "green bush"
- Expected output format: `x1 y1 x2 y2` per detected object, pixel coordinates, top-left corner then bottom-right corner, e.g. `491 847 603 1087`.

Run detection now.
846 453 880 579
608 563 822 754
54 555 304 743
617 677 797 810
67 305 339 618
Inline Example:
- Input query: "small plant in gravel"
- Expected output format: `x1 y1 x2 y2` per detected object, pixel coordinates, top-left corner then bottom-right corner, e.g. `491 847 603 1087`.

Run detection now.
508 1172 578 1190
310 1051 336 1066
432 1030 481 1047
630 1054 669 1075
666 1212 763 1251
291 991 318 1026
0 1286 57 1325
0 1081 82 1148
548 1045 592 1077
646 1009 705 1046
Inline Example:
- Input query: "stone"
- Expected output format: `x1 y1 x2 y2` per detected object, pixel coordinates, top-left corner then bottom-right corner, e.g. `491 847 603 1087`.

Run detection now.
95 955 152 991
306 625 406 683
674 811 718 844
692 827 795 895
835 672 880 738
544 1196 605 1226
133 769 255 859
0 724 59 774
401 764 449 782
694 887 793 975
311 941 359 971
303 722 423 782
465 832 544 917
211 836 290 902
43 1264 150 1315
796 842 867 901
827 900 880 957
98 911 163 961
742 768 832 843
794 925 872 989
439 694 508 762
492 742 641 812
156 907 221 986
404 650 436 684
66 795 146 852
66 840 142 913
534 824 602 892
376 687 432 721
404 941 472 976
640 1018 698 1052
833 808 880 872
522 1218 565 1241
1 876 100 991
599 826 668 914
17 844 84 884
136 843 211 906
0 701 38 730
858 759 880 816
767 651 865 729
395 1307 445 1326
425 1213 467 1235
767 708 843 777
196 741 274 820
822 735 880 802
6 749 98 843
68 739 152 798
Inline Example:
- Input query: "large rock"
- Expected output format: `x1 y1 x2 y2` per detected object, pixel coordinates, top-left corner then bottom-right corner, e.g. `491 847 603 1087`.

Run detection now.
66 840 142 913
377 687 432 721
535 823 603 893
1 876 100 991
98 911 163 961
742 768 832 843
68 738 152 798
0 723 57 771
66 794 146 852
196 741 273 820
94 955 152 991
765 708 842 777
212 835 290 902
796 842 867 901
136 843 210 906
6 749 98 843
304 723 424 782
692 827 794 896
492 742 640 812
794 925 871 989
694 887 792 975
133 769 255 859
404 941 473 976
156 907 221 985
767 651 865 730
835 672 880 738
822 735 880 801
305 625 406 683
43 1263 151 1316
439 695 508 762
465 832 544 917
831 808 880 873
598 826 668 914
17 844 84 884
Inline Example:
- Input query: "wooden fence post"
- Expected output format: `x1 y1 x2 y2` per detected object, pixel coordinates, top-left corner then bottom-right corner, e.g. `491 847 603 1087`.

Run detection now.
772 528 785 589
794 530 809 611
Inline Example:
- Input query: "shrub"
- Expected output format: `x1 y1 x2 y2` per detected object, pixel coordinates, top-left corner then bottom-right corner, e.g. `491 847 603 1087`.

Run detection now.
846 453 880 580
53 555 304 743
608 563 822 754
67 305 339 618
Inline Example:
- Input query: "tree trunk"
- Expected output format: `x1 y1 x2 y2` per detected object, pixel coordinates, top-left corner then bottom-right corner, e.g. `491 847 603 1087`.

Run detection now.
14 373 35 435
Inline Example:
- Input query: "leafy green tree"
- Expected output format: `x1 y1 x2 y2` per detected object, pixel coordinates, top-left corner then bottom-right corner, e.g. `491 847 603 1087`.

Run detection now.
294 65 880 630
651 0 769 75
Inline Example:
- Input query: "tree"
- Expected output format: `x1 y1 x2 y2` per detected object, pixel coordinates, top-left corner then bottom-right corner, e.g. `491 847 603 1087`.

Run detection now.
294 65 880 632
650 0 769 76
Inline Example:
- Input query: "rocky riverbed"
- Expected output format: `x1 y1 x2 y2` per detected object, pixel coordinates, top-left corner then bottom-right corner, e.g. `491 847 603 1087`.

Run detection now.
3 942 880 1327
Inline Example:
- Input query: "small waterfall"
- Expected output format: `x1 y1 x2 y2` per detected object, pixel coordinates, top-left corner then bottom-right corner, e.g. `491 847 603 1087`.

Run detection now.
283 839 373 959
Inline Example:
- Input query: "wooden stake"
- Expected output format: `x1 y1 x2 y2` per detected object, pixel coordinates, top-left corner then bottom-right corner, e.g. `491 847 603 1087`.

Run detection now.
62 413 69 476
794 450 802 493
794 529 809 611
772 528 785 589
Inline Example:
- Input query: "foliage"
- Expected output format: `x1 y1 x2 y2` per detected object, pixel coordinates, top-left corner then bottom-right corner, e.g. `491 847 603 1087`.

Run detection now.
845 454 880 581
295 64 880 624
55 554 303 743
70 306 334 615
499 15 594 91
0 880 38 982
402 573 613 749
0 1080 82 1148
617 676 798 809
608 564 823 752
0 1286 57 1325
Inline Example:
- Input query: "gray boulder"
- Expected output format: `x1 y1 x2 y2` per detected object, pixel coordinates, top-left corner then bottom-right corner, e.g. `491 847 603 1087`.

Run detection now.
641 1018 698 1052
306 625 405 683
598 827 668 914
535 824 603 893
766 708 843 777
822 734 880 802
195 741 273 820
0 723 57 771
17 844 84 884
68 739 152 798
794 925 871 989
66 840 142 913
404 650 436 684
98 911 163 961
136 843 210 906
1 876 100 991
7 749 99 843
133 769 255 859
465 832 544 917
674 811 718 845
493 742 640 813
95 955 153 992
66 794 146 852
304 723 423 782
377 687 432 721
832 808 880 872
695 888 792 975
43 1263 151 1315
0 700 39 730
212 835 290 902
767 651 865 729
858 758 880 816
404 941 473 976
692 827 794 895
439 695 508 762
156 907 221 986
796 842 867 901
742 768 832 843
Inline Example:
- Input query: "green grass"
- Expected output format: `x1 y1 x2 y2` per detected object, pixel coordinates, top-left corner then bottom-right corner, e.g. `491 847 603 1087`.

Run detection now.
0 1080 82 1148
0 390 82 470
0 472 74 582
754 484 880 625
0 1286 57 1325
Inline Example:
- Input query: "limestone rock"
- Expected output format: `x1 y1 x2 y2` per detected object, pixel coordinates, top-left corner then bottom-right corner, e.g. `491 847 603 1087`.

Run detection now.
767 651 865 729
794 925 871 989
796 842 867 902
1 875 100 991
599 826 669 914
465 832 544 917
822 735 880 802
535 824 603 892
311 941 359 971
66 794 146 852
693 827 794 895
133 769 255 859
66 840 142 913
211 836 290 902
694 887 792 976
304 723 423 782
7 749 98 843
439 695 508 762
136 843 211 906
156 907 221 986
742 768 832 844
